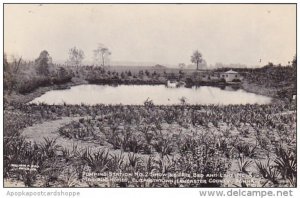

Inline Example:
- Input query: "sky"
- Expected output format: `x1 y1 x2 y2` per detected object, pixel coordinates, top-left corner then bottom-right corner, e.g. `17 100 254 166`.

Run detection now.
4 4 296 67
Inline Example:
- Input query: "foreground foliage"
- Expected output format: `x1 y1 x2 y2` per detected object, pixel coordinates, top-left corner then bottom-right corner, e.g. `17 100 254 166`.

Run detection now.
4 101 296 187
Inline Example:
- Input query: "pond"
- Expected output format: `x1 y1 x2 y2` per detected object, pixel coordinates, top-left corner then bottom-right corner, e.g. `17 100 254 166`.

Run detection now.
29 84 272 105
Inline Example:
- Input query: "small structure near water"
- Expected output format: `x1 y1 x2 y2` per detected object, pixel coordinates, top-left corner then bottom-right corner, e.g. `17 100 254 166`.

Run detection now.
165 69 242 87
193 69 242 83
221 70 242 82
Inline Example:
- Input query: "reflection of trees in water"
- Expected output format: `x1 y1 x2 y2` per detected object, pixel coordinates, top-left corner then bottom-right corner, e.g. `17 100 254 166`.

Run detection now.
219 85 226 90
190 85 241 91
221 85 241 91
231 85 241 91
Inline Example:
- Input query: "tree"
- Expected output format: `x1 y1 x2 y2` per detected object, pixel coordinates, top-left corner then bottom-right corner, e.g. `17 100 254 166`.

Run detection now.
120 72 125 79
4 54 22 93
93 43 111 67
267 62 274 67
145 70 150 77
3 53 9 73
191 50 203 70
35 50 52 76
67 47 85 66
152 71 157 77
292 55 297 68
138 70 144 78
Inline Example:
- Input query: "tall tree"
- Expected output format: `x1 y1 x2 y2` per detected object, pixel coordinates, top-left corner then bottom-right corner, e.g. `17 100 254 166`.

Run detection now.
35 50 52 76
191 50 203 70
93 43 111 67
67 47 85 66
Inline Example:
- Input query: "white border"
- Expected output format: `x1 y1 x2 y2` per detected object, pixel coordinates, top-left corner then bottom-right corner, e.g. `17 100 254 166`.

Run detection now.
0 1 299 198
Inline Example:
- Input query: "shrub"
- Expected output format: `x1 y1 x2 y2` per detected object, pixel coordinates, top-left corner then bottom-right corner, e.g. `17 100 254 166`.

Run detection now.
82 148 110 173
238 155 252 175
255 159 280 186
274 146 296 186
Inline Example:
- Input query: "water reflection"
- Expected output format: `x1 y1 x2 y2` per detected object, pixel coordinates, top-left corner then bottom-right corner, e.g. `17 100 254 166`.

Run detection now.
30 84 272 105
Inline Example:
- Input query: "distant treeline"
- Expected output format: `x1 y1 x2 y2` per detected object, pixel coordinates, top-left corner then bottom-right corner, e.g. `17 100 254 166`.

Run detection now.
4 50 297 100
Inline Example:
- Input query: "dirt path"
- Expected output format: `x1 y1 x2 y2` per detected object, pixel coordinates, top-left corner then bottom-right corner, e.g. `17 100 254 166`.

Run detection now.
22 117 78 143
21 117 115 154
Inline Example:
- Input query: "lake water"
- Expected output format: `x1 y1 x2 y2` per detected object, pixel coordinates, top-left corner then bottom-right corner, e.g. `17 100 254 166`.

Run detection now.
30 84 272 105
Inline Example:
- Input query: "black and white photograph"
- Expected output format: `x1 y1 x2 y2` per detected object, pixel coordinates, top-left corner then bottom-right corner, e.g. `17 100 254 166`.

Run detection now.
2 3 297 189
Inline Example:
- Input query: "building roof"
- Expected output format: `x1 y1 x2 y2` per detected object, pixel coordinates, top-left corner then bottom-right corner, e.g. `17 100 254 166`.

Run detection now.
224 70 238 74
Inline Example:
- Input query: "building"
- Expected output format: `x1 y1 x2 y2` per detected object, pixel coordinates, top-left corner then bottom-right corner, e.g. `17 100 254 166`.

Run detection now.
221 70 241 82
173 69 242 85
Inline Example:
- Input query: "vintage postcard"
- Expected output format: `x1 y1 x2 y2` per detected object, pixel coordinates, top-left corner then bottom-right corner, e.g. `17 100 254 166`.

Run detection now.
3 3 296 188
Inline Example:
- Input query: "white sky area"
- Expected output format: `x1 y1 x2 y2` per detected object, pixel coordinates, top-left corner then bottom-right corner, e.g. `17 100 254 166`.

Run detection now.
4 4 296 67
